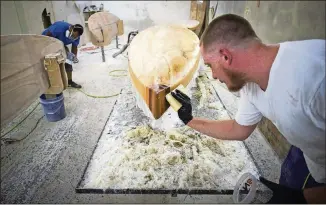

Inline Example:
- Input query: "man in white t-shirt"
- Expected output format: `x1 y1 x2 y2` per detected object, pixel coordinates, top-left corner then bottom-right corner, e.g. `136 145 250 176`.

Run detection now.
171 14 325 203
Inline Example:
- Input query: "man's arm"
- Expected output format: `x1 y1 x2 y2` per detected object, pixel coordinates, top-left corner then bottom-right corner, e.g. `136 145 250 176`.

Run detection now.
188 118 257 141
45 31 53 37
71 37 80 57
71 45 78 57
171 89 258 141
304 186 326 203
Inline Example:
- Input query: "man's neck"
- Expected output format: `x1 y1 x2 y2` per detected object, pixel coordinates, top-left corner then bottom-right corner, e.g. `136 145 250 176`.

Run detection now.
244 43 280 91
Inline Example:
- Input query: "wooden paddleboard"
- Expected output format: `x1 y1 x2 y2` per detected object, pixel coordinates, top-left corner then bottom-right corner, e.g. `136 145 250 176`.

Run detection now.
128 25 200 119
190 0 207 36
1 35 65 127
171 20 200 31
87 12 121 47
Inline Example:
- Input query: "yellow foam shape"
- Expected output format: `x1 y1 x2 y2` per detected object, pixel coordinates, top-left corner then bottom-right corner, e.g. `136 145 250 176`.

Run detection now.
166 84 189 112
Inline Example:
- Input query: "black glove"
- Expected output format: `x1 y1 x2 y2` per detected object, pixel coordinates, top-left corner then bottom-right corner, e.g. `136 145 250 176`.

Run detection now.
171 89 193 125
259 177 307 204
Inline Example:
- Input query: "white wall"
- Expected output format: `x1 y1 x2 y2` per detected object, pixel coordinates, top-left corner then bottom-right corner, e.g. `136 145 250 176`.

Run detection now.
1 1 22 35
1 1 89 46
51 1 91 46
1 1 191 45
91 1 191 34
1 1 53 35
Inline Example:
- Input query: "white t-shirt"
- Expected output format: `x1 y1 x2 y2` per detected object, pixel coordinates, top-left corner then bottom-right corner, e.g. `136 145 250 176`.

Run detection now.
235 40 325 183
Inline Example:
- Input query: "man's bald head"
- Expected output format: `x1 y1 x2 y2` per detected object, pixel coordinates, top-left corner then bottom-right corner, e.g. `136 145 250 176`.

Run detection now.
200 14 260 53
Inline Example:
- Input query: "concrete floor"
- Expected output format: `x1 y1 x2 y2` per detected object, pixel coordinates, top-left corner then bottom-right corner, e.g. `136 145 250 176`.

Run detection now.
0 36 281 203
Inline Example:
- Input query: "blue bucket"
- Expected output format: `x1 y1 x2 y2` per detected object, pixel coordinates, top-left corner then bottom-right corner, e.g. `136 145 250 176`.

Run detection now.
39 93 66 122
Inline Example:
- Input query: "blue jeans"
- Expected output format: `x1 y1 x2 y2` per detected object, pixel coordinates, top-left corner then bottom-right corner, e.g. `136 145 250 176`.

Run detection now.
279 146 325 189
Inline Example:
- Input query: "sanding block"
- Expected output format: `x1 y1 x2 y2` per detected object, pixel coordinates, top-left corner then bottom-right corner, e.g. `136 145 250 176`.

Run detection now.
165 84 189 112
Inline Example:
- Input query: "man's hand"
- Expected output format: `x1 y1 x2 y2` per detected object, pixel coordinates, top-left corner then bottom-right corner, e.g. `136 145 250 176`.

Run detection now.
171 89 193 125
67 52 76 61
259 177 306 204
71 45 78 63
73 56 79 63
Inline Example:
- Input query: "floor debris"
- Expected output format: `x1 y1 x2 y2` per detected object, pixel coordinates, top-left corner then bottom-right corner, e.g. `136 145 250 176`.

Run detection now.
79 79 259 191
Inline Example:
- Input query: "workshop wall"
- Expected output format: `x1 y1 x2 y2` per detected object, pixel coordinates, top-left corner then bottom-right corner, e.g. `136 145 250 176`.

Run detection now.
1 1 53 35
51 1 90 46
210 0 325 160
91 1 192 34
1 1 22 35
0 1 89 46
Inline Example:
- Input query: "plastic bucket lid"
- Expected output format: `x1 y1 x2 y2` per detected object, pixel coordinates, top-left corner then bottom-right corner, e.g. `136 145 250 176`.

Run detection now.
232 172 258 204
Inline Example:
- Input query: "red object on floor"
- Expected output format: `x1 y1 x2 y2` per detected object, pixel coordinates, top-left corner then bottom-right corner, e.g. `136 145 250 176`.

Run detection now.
80 46 99 51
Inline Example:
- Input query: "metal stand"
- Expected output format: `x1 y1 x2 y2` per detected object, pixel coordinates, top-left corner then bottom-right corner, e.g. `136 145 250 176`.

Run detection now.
101 46 105 62
112 31 138 58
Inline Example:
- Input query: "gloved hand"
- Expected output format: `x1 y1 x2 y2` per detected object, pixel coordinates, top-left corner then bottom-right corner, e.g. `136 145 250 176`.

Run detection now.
259 177 307 204
73 56 79 63
171 89 193 125
67 52 75 61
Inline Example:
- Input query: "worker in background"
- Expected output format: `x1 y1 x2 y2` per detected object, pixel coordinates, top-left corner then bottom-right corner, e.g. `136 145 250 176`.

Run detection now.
42 21 83 88
172 14 325 203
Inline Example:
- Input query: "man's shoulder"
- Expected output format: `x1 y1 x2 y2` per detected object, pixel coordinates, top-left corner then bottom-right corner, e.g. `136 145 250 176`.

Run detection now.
281 39 325 47
52 21 70 29
275 39 324 83
281 39 325 57
275 40 325 106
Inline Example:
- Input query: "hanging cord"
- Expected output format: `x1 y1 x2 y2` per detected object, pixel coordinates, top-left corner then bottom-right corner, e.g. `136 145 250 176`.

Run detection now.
1 102 41 138
68 69 128 98
1 102 44 144
302 173 311 190
1 68 129 139
0 86 119 140
68 87 120 99
109 69 128 77
1 115 45 144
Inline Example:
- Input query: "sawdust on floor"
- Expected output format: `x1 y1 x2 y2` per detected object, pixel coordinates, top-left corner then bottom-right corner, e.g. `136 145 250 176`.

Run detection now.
81 76 259 191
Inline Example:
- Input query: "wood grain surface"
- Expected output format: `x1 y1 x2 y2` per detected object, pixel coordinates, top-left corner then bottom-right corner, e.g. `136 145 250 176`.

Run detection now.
44 52 68 95
1 35 65 126
129 55 200 119
87 12 120 47
190 0 207 36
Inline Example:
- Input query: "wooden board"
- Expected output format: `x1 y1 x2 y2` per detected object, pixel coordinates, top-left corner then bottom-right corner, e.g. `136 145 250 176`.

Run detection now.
44 52 68 95
190 0 207 36
171 20 200 31
117 20 124 36
1 35 65 127
87 12 120 47
128 25 200 119
190 1 198 20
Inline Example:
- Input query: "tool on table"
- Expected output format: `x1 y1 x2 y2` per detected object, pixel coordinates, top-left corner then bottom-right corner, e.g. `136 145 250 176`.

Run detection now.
112 31 138 58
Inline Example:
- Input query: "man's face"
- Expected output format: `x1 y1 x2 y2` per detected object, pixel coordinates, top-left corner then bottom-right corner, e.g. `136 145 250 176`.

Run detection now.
71 30 80 40
200 45 246 92
68 26 80 41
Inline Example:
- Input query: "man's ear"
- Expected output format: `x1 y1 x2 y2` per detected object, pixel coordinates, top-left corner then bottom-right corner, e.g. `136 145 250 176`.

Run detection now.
219 48 232 65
